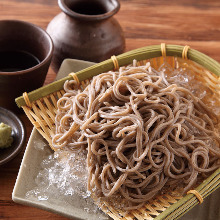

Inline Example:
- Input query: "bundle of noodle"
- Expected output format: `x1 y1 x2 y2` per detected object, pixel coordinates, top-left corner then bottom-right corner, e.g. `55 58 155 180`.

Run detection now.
52 61 220 210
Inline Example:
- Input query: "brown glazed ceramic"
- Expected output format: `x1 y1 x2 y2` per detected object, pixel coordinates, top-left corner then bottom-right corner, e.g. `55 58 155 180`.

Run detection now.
47 0 125 72
0 20 53 112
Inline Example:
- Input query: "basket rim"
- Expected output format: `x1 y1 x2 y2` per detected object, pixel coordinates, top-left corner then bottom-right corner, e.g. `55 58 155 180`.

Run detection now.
15 44 220 108
155 167 220 220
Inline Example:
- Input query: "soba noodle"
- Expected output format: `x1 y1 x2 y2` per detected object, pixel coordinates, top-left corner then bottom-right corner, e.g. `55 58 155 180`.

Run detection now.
52 60 220 210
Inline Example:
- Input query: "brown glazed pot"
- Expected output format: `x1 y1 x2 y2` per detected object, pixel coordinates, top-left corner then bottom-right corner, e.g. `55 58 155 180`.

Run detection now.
47 0 125 72
0 20 53 112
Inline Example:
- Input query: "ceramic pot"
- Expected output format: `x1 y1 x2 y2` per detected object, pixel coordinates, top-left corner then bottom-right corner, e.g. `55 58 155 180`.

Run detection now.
0 20 53 112
47 0 125 72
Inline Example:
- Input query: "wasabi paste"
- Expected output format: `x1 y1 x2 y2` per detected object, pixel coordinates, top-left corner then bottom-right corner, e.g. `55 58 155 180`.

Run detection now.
0 122 13 148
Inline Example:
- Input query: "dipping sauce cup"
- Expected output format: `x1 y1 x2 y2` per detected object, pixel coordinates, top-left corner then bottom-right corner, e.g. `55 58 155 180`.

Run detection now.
0 20 53 111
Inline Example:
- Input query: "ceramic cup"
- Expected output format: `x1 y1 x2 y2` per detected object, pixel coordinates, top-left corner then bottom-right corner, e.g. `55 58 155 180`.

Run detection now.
0 20 53 111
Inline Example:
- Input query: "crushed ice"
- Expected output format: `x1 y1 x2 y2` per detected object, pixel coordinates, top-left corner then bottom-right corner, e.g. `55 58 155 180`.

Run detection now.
25 147 108 219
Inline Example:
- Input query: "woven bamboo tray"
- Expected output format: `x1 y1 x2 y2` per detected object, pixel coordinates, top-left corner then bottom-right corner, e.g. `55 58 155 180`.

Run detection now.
16 44 220 220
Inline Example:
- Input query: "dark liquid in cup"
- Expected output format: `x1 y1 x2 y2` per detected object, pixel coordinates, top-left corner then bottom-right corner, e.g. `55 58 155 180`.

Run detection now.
70 1 107 15
0 50 40 72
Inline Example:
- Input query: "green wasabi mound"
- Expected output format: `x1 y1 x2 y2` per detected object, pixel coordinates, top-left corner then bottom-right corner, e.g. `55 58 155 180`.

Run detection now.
0 122 13 149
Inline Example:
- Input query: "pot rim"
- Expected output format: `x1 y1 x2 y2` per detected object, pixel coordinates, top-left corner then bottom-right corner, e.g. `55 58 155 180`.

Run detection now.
58 0 120 21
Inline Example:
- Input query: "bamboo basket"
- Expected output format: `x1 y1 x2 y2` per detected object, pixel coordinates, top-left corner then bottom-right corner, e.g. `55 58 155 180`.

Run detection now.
16 44 220 220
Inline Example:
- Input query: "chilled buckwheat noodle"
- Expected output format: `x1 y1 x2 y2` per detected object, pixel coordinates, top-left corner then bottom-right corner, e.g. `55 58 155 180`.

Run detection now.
52 60 220 210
